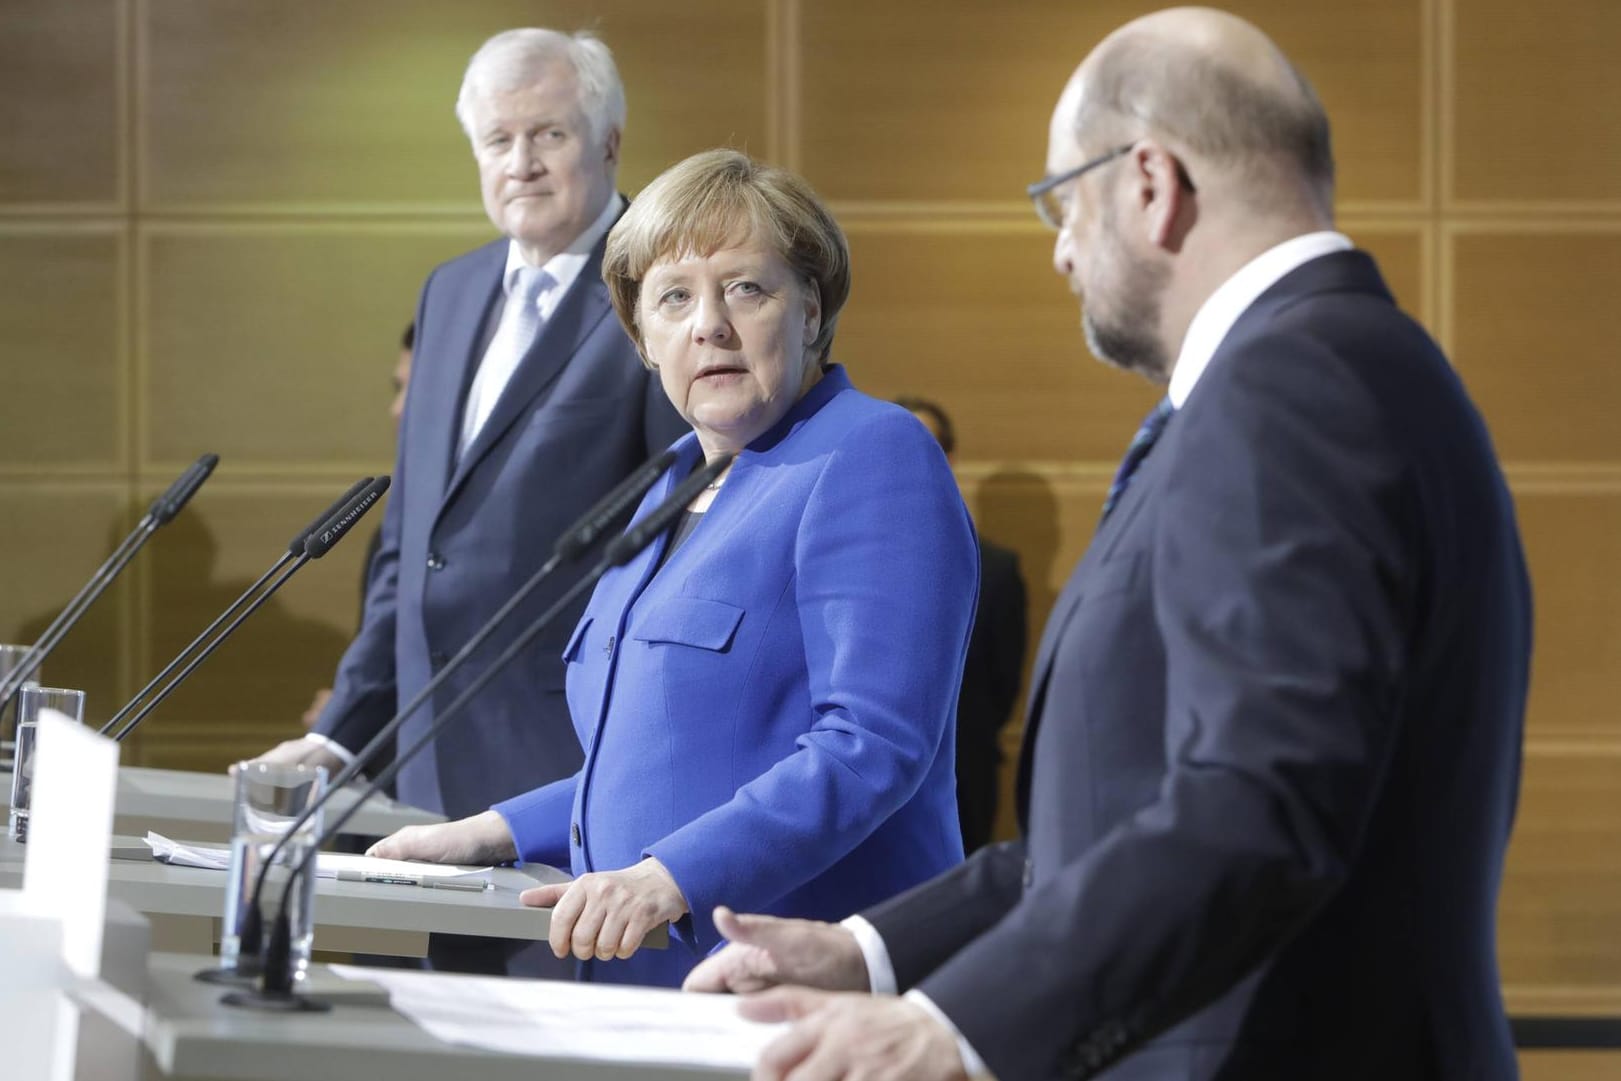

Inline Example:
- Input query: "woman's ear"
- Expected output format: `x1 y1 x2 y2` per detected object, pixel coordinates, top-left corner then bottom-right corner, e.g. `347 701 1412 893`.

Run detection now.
802 280 822 347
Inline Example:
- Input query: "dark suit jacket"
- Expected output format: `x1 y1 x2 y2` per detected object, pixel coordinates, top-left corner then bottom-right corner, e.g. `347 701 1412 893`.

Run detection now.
315 229 686 818
866 250 1531 1080
955 539 1026 853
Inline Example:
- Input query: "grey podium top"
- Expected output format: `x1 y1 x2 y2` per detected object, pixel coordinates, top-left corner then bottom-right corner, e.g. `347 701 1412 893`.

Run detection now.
0 764 444 840
143 953 740 1081
0 835 581 943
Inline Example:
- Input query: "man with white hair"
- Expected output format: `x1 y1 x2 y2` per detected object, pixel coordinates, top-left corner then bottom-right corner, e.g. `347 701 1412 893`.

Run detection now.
687 8 1529 1079
254 28 684 972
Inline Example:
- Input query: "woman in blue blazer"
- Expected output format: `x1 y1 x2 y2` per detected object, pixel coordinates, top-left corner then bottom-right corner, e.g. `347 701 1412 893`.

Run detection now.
371 149 978 987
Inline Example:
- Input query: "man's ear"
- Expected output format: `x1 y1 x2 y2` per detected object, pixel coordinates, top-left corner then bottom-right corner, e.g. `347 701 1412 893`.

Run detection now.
604 126 622 167
1137 141 1189 250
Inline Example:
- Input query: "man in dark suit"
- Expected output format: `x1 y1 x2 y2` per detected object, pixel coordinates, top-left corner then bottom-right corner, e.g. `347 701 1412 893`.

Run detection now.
685 9 1531 1080
253 29 684 963
896 396 1028 854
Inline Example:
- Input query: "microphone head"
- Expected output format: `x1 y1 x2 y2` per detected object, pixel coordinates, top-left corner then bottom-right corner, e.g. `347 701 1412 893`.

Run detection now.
555 449 678 564
304 476 391 559
288 476 373 556
150 453 220 525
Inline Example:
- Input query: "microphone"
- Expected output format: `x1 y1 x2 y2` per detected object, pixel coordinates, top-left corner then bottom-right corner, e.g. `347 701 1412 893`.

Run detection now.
0 454 218 713
225 452 723 1010
103 477 390 745
97 477 374 739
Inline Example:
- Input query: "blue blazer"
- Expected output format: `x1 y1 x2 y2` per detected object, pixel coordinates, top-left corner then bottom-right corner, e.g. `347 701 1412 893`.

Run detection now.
316 232 686 818
497 367 978 986
867 252 1531 1080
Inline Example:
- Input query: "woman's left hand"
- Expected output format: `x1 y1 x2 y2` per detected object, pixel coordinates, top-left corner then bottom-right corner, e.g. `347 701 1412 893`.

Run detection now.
520 857 689 961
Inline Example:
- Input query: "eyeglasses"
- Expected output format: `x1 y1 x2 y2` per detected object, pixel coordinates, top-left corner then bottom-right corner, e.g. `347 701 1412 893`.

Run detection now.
1026 144 1135 231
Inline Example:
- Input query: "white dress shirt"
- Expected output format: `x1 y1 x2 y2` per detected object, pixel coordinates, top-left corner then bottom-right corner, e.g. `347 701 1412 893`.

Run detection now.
842 229 1356 1081
457 193 624 456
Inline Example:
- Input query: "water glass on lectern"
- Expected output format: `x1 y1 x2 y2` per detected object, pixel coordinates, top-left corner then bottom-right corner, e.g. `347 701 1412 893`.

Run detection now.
219 762 327 981
7 686 85 843
0 643 40 764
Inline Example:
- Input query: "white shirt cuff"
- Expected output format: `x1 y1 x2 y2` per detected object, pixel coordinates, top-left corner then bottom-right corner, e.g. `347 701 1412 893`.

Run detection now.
905 990 995 1080
302 732 358 767
839 914 895 994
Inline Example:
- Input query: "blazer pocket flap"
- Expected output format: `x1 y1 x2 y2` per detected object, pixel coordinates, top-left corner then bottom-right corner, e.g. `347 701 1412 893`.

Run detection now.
632 597 745 652
562 616 594 664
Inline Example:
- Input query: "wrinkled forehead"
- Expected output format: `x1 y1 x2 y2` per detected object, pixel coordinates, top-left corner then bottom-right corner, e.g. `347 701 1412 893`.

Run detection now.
642 215 782 284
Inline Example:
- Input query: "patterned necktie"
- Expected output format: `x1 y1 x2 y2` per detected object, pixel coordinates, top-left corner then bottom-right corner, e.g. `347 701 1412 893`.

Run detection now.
1101 396 1175 521
458 266 553 457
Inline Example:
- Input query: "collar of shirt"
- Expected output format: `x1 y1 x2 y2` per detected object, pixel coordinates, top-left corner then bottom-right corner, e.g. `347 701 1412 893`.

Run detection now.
501 192 624 319
1166 230 1353 408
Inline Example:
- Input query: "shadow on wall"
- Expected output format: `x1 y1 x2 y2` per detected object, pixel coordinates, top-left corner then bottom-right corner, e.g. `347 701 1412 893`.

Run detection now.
974 466 1060 841
11 501 349 762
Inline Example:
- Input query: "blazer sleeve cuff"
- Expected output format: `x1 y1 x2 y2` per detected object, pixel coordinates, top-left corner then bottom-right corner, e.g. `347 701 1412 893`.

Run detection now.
905 990 996 1080
492 775 577 867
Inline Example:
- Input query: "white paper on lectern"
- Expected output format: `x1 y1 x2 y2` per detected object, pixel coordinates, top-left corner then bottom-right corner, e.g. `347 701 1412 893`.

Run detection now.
331 965 785 1072
143 831 494 882
23 713 119 978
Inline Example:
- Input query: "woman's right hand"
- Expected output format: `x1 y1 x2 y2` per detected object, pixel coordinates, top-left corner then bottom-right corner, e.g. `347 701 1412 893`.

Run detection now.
366 809 519 865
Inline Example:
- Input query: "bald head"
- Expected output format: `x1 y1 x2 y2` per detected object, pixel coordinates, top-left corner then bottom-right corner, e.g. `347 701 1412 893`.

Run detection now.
1064 7 1334 215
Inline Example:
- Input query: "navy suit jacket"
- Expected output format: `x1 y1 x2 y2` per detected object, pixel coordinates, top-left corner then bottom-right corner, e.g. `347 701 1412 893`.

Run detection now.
497 367 978 987
866 251 1531 1080
316 230 686 817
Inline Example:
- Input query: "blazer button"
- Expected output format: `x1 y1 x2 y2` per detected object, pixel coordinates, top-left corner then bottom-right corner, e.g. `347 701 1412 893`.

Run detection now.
602 635 615 656
426 552 446 571
1022 858 1035 889
571 822 582 847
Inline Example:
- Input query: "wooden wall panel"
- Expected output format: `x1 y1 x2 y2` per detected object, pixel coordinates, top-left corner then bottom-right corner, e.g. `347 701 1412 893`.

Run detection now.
1452 0 1621 204
0 486 131 730
0 229 125 468
1499 749 1621 1007
800 0 1422 206
1520 1052 1621 1081
142 225 485 470
140 0 769 210
1515 490 1621 741
840 226 1164 461
1449 230 1621 462
0 0 120 206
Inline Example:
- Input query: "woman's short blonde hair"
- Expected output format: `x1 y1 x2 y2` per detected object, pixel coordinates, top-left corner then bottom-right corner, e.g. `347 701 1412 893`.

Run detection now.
603 149 850 368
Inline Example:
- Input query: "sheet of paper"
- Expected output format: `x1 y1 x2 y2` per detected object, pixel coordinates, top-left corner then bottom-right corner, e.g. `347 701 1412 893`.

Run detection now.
142 831 492 882
25 714 119 978
22 713 120 1081
330 965 784 1072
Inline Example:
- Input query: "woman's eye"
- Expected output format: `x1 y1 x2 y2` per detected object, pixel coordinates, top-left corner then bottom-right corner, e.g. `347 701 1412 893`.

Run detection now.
657 288 690 306
729 280 763 297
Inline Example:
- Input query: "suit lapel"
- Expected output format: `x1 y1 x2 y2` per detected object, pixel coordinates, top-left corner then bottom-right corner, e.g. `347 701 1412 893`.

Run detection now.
416 245 505 505
441 241 614 510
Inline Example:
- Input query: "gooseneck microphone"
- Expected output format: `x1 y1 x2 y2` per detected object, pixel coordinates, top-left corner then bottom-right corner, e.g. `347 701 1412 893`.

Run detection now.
0 454 219 712
97 476 374 740
226 451 723 1011
103 476 390 745
213 448 676 987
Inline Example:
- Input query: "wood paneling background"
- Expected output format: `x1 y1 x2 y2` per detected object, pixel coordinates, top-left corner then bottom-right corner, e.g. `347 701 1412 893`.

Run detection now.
2 0 1617 1038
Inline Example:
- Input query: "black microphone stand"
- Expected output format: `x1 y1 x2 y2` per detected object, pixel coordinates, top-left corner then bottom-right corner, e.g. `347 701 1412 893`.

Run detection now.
97 477 374 740
0 454 218 713
202 449 676 985
224 453 726 1011
103 477 389 747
